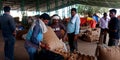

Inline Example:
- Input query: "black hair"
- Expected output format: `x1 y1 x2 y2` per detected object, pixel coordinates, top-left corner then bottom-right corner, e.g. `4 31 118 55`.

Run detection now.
52 14 58 16
103 12 107 16
34 15 40 18
71 8 76 12
39 13 50 20
4 6 11 12
109 9 117 14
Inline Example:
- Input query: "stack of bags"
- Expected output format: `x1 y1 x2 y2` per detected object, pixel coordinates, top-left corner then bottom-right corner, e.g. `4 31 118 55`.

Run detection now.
80 28 100 42
43 26 66 52
96 44 120 60
16 29 28 40
54 49 95 60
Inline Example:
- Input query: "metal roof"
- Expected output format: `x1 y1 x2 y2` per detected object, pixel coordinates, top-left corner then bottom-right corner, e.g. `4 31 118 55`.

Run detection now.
1 0 120 12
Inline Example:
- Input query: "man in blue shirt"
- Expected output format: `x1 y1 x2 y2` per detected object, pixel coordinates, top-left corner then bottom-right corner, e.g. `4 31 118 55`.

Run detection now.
0 6 16 60
67 8 80 52
92 13 99 23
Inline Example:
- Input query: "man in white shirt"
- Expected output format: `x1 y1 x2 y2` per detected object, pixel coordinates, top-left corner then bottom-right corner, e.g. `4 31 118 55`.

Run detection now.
67 8 80 52
99 12 110 44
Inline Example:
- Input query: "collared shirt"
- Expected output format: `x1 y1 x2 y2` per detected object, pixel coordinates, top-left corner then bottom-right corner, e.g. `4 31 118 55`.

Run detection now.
93 15 99 23
50 23 66 39
108 17 119 39
67 14 80 34
99 17 110 29
0 13 16 37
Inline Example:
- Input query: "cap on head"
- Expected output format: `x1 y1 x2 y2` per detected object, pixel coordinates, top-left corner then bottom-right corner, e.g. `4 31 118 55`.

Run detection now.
52 15 60 20
4 6 11 12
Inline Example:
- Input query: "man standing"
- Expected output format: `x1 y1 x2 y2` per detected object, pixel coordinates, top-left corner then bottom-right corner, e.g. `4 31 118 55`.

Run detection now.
67 8 80 52
99 13 110 44
0 6 16 60
108 9 119 46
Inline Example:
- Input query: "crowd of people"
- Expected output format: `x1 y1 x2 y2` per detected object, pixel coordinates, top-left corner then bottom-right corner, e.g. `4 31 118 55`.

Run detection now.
98 9 120 46
0 6 120 60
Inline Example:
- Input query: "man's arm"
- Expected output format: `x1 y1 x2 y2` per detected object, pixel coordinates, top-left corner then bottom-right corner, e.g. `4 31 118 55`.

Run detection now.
9 16 16 36
74 16 80 40
112 18 119 32
75 16 80 35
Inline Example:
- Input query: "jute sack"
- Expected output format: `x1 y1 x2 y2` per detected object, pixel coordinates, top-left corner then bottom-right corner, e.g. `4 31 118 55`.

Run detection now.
80 28 100 42
97 44 120 60
77 53 95 60
16 29 28 40
67 52 95 60
85 28 100 42
43 26 64 51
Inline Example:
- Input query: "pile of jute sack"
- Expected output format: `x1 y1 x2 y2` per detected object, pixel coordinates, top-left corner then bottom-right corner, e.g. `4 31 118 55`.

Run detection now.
16 29 28 40
42 26 96 60
43 26 120 60
79 28 100 42
96 44 120 60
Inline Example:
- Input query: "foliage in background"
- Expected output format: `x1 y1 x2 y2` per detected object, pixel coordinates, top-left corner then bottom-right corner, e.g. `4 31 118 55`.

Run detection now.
77 4 109 16
21 16 29 29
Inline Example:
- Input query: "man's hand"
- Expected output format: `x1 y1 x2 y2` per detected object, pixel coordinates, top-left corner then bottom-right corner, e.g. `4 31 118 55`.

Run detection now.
40 42 50 50
74 34 78 41
13 31 16 37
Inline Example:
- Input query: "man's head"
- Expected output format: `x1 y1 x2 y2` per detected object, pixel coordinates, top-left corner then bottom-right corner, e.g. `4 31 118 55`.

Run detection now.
109 9 117 18
51 14 60 24
71 8 77 17
3 6 11 12
40 13 50 25
34 15 40 20
103 12 107 17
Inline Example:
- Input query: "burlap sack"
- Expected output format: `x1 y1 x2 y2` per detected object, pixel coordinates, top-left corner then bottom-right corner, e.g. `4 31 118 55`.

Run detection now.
43 26 64 51
77 54 95 60
91 28 100 41
97 45 120 60
16 29 28 40
81 28 100 42
68 53 95 60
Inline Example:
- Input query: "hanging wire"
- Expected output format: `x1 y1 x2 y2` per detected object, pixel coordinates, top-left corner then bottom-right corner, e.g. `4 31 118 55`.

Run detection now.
0 0 3 15
46 0 50 14
62 0 65 18
36 0 40 14
20 0 25 16
55 0 58 13
20 0 28 29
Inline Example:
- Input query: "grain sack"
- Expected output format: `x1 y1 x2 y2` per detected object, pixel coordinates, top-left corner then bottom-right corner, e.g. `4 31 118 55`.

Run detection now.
77 53 95 60
54 48 70 60
80 28 100 42
16 29 28 40
68 53 78 60
43 26 64 51
67 52 95 60
82 55 90 60
96 44 120 60
91 28 100 41
82 55 95 60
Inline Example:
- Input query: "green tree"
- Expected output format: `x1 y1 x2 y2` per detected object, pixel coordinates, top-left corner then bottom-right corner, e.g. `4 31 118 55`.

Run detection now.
77 4 109 16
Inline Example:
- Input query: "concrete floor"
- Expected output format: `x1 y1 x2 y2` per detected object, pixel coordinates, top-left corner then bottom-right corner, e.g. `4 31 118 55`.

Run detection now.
0 31 97 60
0 31 29 60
